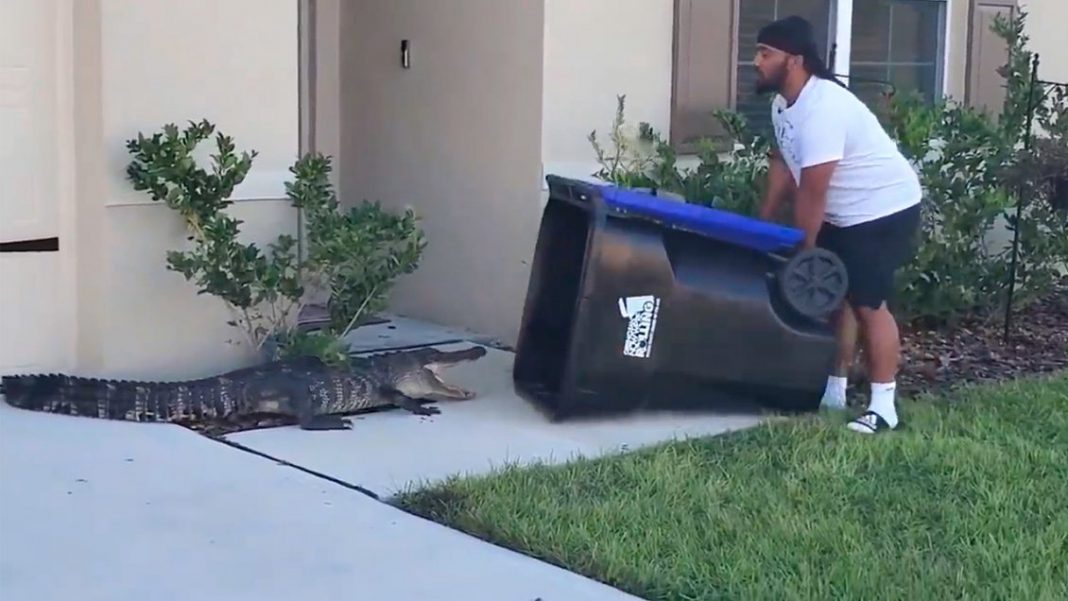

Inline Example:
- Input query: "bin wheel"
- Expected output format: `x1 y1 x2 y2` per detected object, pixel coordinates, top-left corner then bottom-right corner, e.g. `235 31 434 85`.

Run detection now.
778 248 848 319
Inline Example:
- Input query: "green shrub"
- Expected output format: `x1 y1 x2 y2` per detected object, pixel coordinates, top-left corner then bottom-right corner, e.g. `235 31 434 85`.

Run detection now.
125 120 426 365
588 11 1068 326
884 12 1068 323
882 92 1018 323
589 95 771 217
285 152 426 337
125 120 304 352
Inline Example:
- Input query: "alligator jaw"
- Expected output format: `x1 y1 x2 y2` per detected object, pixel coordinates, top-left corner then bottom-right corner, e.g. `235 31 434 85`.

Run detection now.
428 367 476 400
422 345 488 365
423 346 487 400
395 368 476 401
390 346 485 402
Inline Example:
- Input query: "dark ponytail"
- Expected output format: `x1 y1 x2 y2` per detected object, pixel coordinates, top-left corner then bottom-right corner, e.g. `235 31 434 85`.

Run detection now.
803 49 848 89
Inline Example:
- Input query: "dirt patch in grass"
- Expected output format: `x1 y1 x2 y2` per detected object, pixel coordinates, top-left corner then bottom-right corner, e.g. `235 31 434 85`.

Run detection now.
394 374 1068 601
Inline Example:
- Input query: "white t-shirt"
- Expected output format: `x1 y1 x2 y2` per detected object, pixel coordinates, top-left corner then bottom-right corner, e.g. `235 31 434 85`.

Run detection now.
770 75 922 227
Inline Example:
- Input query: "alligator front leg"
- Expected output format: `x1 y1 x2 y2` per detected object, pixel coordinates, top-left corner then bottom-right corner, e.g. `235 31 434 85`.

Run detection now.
279 379 353 430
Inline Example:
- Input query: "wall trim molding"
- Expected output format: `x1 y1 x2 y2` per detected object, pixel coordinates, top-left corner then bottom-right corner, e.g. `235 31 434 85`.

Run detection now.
105 169 293 207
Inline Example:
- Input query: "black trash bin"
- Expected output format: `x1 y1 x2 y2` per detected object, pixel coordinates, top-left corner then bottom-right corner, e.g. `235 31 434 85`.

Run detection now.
512 175 849 420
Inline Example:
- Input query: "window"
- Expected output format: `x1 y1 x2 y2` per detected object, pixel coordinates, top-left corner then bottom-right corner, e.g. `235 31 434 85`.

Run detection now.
849 0 947 109
670 0 948 148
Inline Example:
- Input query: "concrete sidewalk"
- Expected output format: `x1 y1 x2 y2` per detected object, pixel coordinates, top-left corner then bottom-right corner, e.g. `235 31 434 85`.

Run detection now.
0 316 768 600
229 341 766 497
0 401 645 601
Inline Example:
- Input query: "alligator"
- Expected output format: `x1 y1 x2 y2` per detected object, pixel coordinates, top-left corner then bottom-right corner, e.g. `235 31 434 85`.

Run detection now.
0 345 488 432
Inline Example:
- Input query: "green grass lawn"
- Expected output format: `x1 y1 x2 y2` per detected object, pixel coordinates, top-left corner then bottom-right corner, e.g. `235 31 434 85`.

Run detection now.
394 373 1068 601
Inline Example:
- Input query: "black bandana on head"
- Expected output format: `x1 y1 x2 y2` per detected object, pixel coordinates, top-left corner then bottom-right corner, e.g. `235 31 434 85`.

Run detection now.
756 15 817 56
757 16 846 88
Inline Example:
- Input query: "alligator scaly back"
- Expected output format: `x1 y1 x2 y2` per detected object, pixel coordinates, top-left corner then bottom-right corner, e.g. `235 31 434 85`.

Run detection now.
1 345 489 433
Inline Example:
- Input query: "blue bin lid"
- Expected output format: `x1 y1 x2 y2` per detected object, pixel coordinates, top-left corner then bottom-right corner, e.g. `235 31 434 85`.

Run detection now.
597 184 804 254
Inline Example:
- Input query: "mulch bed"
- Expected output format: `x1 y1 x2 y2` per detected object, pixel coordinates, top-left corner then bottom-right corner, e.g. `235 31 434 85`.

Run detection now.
851 280 1068 401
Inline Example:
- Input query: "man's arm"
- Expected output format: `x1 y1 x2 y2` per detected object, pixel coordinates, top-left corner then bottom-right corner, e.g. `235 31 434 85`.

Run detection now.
793 107 847 247
794 160 837 248
758 148 796 222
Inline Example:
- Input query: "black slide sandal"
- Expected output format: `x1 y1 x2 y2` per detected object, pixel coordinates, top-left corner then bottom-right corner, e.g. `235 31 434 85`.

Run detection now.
848 411 894 434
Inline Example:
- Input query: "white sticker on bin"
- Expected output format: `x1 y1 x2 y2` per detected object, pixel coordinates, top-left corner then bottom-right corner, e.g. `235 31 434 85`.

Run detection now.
619 295 660 359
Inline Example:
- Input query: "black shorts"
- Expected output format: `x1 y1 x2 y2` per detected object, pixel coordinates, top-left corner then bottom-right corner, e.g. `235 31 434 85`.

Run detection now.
816 203 921 310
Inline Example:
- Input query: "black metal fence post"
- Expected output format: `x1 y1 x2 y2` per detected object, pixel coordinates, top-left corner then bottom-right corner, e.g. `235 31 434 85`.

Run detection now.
1002 56 1068 342
1003 53 1042 342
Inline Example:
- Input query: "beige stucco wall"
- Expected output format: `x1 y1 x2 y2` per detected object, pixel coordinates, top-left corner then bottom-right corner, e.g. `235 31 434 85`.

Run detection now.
541 0 675 183
1019 0 1068 84
328 0 671 344
1 0 78 376
333 0 544 345
72 0 300 379
308 0 342 188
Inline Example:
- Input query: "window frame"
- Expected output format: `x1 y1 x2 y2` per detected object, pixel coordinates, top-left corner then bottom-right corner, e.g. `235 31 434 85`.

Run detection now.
846 0 949 104
669 0 743 154
670 0 952 150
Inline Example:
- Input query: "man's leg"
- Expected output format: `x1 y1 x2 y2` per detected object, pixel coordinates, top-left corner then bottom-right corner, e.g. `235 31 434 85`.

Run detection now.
820 301 857 410
816 221 856 410
847 301 901 432
844 204 919 434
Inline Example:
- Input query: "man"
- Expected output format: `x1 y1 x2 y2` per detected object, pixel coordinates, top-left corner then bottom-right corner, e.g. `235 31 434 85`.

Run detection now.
753 16 922 434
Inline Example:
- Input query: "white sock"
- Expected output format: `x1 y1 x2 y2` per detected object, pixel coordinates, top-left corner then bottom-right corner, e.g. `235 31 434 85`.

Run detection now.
820 375 848 410
848 381 899 432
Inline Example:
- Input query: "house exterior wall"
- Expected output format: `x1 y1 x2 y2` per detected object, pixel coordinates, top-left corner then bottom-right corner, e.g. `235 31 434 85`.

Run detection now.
332 0 545 345
1019 0 1068 84
1 0 78 376
325 0 673 346
6 0 1058 380
316 0 1028 347
537 0 983 175
541 0 675 183
307 0 342 189
70 0 300 379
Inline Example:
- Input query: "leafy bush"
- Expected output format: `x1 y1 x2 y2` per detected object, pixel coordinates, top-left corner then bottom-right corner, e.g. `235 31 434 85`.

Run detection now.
587 11 1068 326
125 120 426 364
884 12 1068 323
285 153 426 336
589 95 771 216
125 121 304 352
881 92 1018 322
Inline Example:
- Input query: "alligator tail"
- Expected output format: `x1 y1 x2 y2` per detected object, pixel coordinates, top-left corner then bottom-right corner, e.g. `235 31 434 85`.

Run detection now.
0 373 222 423
1 374 67 411
1 373 116 418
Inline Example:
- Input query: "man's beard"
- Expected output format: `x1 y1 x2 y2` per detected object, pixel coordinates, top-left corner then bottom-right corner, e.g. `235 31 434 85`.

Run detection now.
755 65 786 95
